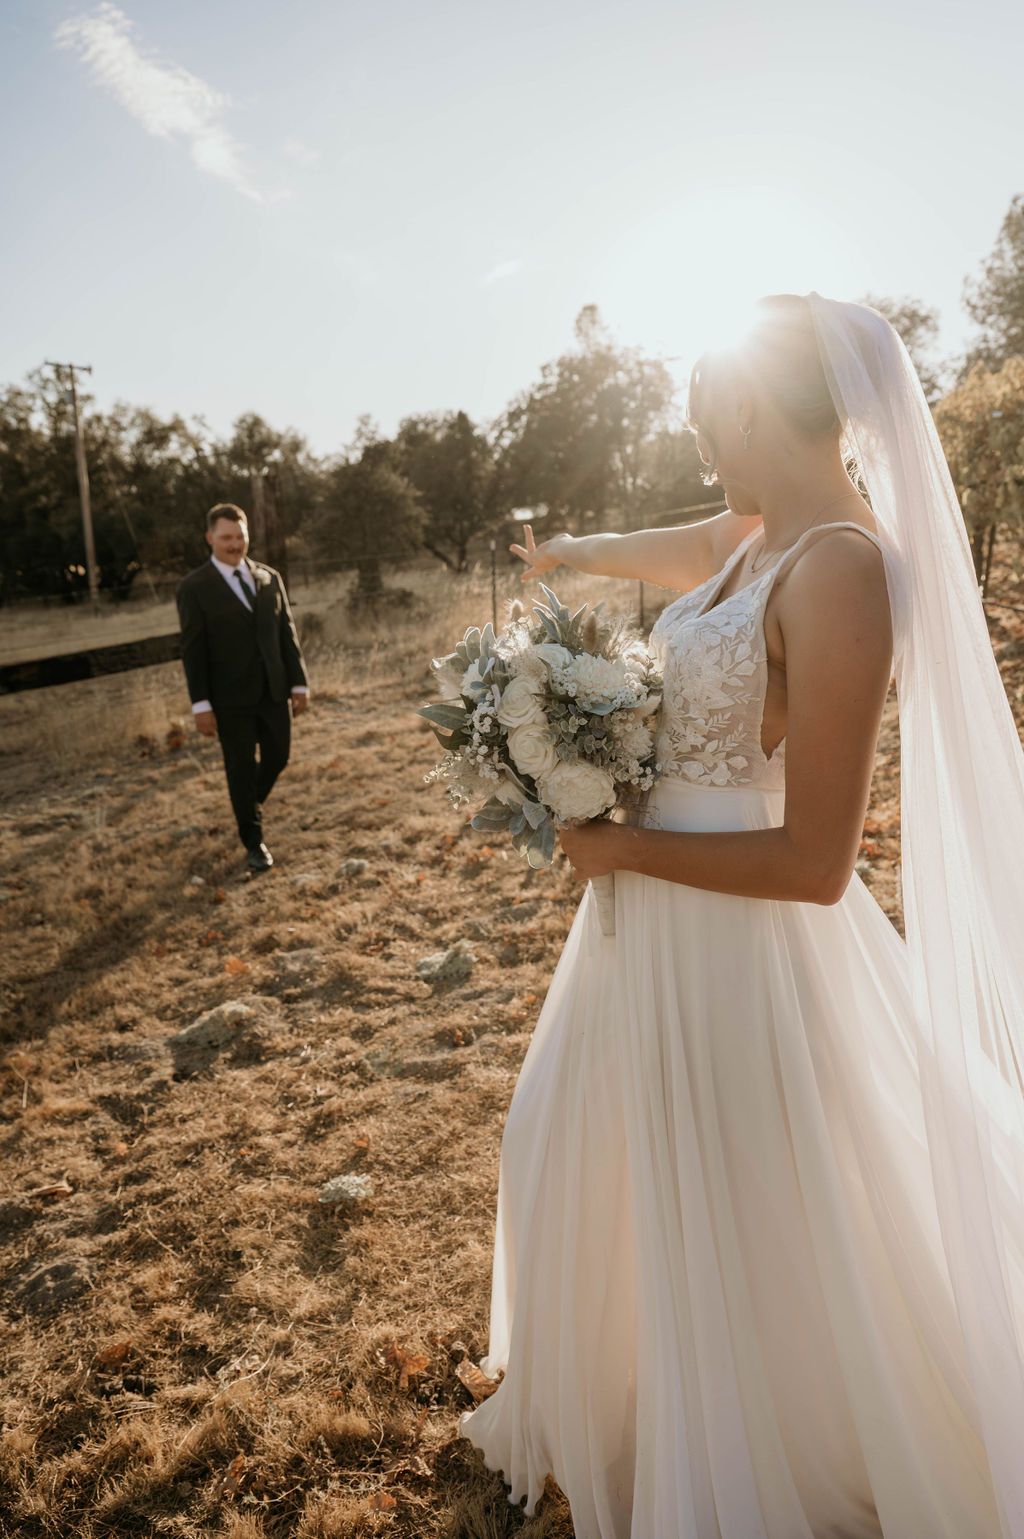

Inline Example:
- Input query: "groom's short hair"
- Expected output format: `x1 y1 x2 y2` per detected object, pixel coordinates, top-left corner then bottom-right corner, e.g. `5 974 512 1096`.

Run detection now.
207 502 248 532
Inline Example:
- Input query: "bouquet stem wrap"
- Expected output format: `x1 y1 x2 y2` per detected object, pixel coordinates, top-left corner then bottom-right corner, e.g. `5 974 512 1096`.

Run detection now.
585 788 661 939
590 872 616 937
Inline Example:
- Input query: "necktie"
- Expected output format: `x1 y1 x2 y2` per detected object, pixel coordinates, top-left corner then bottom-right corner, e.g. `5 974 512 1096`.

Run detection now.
233 568 254 611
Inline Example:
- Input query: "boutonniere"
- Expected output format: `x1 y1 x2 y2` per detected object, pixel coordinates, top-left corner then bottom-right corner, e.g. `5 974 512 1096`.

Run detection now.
250 566 272 590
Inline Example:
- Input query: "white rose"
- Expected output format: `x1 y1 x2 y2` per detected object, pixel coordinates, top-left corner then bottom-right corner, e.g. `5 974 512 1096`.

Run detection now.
536 761 617 822
533 642 573 674
507 721 560 780
494 675 546 728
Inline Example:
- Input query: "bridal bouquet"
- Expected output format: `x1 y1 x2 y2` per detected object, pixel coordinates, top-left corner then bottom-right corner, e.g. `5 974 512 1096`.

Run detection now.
419 584 662 936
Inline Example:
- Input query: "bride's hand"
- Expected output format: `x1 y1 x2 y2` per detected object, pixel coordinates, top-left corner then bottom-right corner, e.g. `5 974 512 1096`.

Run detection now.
509 523 569 583
558 820 618 882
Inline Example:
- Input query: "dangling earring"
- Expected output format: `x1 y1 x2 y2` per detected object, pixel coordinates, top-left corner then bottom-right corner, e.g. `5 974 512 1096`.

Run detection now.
741 424 752 451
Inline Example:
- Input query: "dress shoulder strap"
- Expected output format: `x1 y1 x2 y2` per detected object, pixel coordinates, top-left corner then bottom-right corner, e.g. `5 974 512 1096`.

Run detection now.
764 519 895 682
771 519 884 584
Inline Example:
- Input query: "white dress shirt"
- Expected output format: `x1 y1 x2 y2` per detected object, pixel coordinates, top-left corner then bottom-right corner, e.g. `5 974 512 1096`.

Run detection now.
190 556 309 714
212 553 256 608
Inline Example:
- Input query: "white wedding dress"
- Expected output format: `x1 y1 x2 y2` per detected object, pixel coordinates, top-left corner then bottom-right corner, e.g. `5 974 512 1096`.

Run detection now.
460 522 1007 1538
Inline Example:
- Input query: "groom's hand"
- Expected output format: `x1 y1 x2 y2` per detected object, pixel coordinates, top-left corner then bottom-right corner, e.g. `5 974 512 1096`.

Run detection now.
194 709 217 738
291 690 310 718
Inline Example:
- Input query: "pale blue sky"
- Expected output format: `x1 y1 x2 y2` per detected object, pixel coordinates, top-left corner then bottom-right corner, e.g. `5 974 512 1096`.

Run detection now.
2 0 1021 455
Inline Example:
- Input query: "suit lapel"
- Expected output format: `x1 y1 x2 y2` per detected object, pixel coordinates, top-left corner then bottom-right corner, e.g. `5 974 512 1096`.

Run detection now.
201 560 238 611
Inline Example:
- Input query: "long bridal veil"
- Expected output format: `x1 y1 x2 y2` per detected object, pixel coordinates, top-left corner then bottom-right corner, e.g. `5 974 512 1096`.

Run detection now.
802 292 1024 1535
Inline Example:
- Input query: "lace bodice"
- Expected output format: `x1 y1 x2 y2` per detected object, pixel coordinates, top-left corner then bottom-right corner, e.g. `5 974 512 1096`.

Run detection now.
648 520 885 792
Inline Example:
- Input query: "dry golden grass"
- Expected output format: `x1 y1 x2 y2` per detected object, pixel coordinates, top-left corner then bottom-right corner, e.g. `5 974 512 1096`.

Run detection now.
0 554 548 668
3 545 1024 1537
0 593 183 666
0 560 408 667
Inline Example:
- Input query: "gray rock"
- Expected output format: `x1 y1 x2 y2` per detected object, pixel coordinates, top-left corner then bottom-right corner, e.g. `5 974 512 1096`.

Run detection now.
318 1174 373 1206
171 1000 255 1048
360 1048 461 1082
336 858 369 877
415 940 476 985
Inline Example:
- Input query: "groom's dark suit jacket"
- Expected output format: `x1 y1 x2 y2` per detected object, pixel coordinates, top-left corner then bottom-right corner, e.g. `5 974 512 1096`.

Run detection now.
176 557 308 712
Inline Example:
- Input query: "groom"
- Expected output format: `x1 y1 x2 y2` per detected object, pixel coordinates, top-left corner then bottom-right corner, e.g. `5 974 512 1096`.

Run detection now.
176 503 310 873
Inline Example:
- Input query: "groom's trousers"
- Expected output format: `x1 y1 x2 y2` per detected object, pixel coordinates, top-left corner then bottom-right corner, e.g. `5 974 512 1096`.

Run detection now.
215 696 291 849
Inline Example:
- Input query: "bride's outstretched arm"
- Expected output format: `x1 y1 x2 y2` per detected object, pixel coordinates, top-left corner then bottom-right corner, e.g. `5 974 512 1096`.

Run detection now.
510 511 761 593
560 531 894 905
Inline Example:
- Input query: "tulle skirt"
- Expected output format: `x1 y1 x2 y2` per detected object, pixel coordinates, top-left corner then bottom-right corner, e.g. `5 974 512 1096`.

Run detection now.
460 777 1003 1539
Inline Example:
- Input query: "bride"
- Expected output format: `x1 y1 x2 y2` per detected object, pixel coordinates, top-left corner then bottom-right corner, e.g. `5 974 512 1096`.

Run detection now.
458 293 1024 1537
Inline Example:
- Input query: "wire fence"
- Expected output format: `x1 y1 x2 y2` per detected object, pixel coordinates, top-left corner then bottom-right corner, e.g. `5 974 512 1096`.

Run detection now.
5 498 1022 695
1 501 732 690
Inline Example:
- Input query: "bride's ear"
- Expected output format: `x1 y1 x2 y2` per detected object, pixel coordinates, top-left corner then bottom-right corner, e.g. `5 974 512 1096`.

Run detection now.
734 393 755 436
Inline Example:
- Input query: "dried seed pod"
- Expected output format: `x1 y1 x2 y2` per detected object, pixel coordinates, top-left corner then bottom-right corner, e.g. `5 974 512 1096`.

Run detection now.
581 611 600 654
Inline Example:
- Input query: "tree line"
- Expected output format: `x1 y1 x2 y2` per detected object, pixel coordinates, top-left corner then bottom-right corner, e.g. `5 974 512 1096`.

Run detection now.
3 194 1024 606
0 303 708 606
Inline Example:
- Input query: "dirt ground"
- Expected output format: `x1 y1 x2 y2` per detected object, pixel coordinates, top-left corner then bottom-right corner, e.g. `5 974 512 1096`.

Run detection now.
2 546 1024 1538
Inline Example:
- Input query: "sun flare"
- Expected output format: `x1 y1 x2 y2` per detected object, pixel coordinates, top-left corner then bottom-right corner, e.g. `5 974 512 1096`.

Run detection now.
580 184 855 388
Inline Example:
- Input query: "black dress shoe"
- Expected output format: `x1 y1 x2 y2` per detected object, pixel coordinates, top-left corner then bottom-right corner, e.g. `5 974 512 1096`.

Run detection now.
246 842 274 873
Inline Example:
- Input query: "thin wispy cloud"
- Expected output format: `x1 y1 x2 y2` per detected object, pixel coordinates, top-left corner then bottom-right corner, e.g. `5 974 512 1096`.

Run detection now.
282 136 319 168
55 4 263 202
480 258 525 287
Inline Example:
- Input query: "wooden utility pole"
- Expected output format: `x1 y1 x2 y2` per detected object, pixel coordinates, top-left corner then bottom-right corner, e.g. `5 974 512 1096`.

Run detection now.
251 466 289 584
46 361 99 615
249 471 268 554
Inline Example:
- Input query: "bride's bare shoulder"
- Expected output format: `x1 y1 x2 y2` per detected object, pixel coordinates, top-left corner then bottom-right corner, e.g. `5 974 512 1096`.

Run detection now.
775 519 891 648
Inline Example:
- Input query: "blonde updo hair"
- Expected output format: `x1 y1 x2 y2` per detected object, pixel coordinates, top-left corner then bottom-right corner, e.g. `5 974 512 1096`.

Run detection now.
686 294 852 484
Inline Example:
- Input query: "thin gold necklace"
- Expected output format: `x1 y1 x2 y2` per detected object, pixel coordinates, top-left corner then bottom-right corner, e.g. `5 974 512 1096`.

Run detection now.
748 492 865 574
